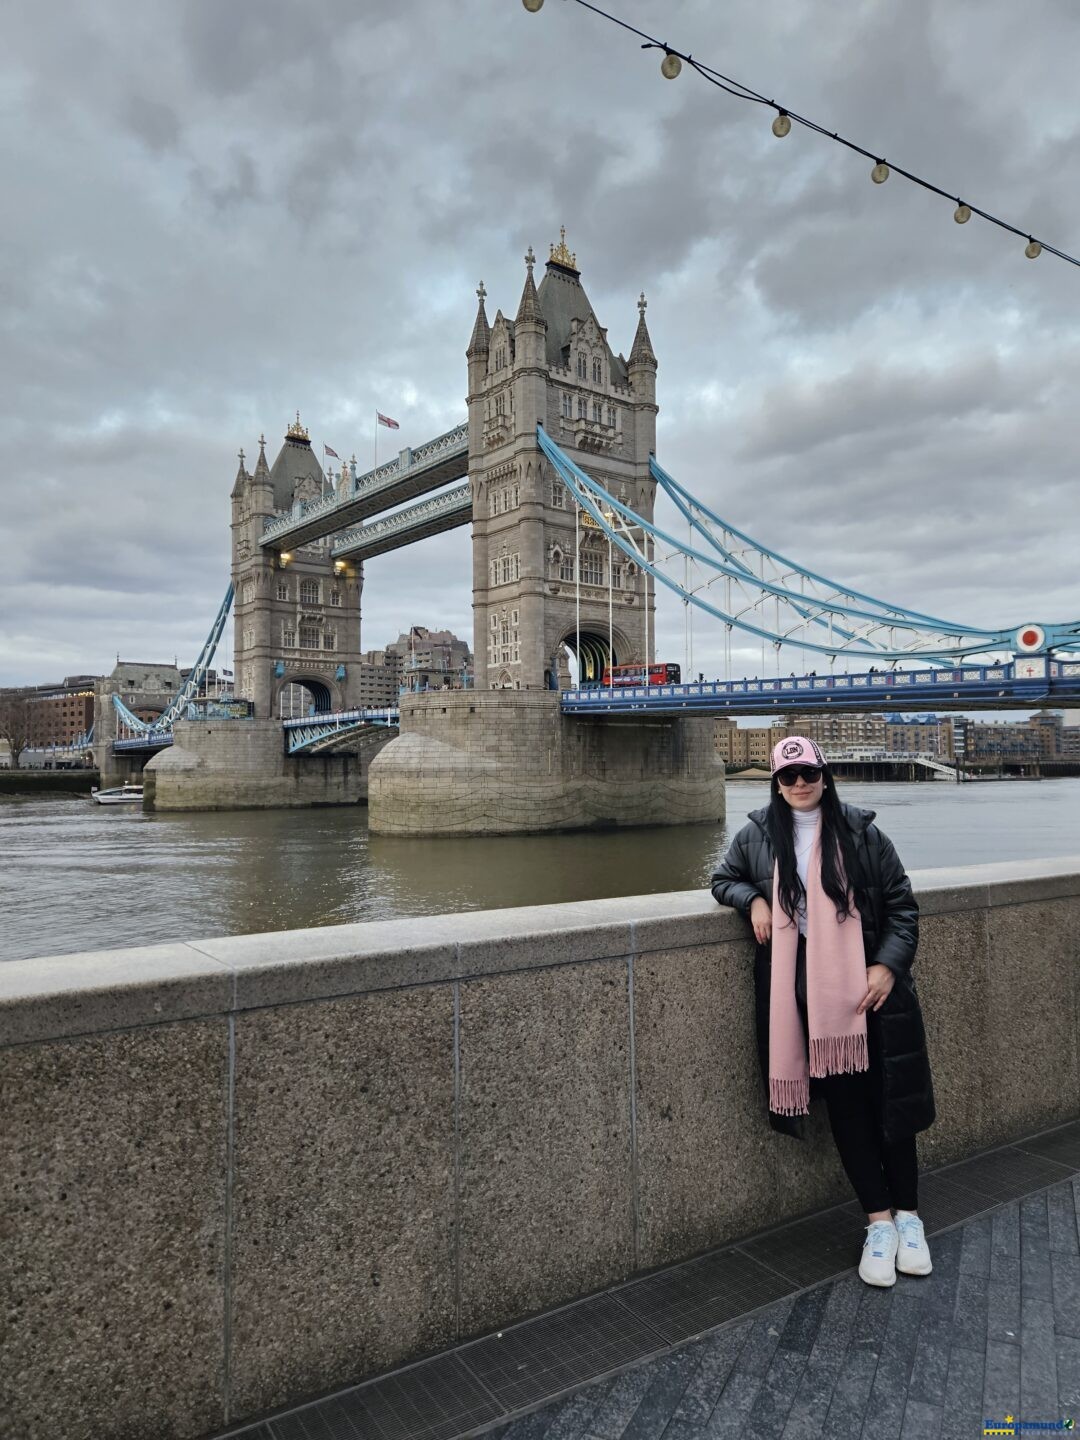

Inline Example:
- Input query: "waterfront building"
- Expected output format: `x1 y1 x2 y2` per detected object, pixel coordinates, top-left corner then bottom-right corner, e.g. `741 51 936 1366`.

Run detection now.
786 712 888 750
884 714 955 759
713 718 777 767
357 649 405 708
389 626 473 693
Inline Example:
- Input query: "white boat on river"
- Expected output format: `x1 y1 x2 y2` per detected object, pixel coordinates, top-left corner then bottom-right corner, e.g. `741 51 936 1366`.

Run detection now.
90 784 144 806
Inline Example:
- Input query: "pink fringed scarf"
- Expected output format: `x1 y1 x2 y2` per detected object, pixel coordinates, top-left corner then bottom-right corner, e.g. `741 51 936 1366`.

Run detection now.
768 826 869 1116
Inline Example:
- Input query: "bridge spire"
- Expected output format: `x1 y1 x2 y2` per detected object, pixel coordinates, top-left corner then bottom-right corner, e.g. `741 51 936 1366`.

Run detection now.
467 279 490 358
253 433 271 480
515 247 546 327
629 291 657 370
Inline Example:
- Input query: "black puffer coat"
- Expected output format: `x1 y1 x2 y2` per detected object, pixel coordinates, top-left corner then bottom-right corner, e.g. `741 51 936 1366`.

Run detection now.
710 801 935 1144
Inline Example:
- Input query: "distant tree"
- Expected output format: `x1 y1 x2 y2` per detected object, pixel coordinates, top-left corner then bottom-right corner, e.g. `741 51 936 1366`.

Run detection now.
0 691 43 769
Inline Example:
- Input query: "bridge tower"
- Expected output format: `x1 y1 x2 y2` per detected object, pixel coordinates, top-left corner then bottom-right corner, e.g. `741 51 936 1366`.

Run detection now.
467 232 658 690
231 416 364 717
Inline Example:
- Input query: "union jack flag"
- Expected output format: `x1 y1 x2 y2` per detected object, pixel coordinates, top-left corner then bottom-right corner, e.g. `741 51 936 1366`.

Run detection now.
323 444 340 459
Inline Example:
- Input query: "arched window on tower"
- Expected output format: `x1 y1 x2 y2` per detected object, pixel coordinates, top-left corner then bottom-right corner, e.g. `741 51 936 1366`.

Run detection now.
561 393 572 419
577 396 587 419
592 358 602 384
576 354 587 379
300 579 319 606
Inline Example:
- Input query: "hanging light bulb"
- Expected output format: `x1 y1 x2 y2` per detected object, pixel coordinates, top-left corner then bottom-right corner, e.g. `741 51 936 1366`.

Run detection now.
871 161 890 184
1025 238 1042 259
522 0 544 10
772 111 791 138
954 203 971 224
660 50 682 79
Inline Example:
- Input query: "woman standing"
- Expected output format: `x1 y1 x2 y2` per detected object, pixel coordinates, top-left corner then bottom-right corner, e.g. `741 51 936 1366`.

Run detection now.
710 736 936 1287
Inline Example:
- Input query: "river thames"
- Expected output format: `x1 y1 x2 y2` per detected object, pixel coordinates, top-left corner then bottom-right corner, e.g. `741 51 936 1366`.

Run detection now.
2 777 1079 963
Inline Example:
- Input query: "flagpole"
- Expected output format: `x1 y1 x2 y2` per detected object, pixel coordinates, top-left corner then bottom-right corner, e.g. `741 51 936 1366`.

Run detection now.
374 410 378 470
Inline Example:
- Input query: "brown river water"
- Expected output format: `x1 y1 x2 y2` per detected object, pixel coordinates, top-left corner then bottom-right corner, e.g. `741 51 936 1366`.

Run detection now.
2 778 1078 963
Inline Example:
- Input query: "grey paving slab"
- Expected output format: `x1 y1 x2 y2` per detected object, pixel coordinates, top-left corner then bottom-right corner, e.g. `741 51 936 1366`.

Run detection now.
700 1370 761 1439
938 1343 985 1440
898 1398 942 1440
584 1368 657 1440
731 1303 794 1379
778 1352 844 1439
1047 1182 1080 1254
807 1275 863 1360
819 1347 880 1440
982 1339 1021 1423
775 1284 830 1356
615 1347 702 1440
667 1325 750 1427
1020 1294 1059 1418
991 1200 1021 1257
741 1348 807 1439
1050 1248 1080 1338
958 1214 992 1275
862 1293 924 1440
986 1275 1022 1346
906 1315 952 1408
1058 1336 1080 1413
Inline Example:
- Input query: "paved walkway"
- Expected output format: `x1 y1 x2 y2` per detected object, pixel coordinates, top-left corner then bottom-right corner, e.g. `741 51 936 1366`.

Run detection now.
482 1179 1080 1440
220 1121 1080 1440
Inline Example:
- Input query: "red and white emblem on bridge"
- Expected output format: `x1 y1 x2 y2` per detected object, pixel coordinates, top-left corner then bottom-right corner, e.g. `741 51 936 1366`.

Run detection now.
1015 623 1046 653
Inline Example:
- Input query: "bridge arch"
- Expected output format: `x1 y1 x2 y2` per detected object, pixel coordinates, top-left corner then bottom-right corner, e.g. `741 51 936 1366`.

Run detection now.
554 624 632 686
272 672 342 718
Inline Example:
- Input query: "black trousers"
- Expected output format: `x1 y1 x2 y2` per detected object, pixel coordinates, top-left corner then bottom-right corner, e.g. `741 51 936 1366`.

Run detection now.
795 936 919 1214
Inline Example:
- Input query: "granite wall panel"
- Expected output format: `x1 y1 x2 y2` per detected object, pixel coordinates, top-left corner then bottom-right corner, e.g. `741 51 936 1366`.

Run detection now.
227 986 456 1419
0 1019 228 1440
457 961 634 1334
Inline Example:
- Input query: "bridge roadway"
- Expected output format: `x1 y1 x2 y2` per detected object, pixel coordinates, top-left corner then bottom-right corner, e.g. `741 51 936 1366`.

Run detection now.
561 658 1080 717
107 657 1079 757
259 422 468 553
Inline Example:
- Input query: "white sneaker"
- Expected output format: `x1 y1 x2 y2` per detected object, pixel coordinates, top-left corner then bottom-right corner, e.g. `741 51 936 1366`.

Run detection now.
894 1210 933 1276
859 1220 898 1287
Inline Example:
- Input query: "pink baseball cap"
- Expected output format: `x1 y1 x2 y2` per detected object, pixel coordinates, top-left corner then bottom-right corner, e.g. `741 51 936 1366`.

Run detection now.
770 735 827 773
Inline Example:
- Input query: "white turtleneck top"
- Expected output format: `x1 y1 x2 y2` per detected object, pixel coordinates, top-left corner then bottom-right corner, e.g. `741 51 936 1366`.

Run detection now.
791 805 822 935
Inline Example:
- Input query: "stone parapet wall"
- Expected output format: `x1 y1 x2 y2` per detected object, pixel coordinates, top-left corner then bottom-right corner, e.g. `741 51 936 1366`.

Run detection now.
2 858 1079 1437
369 690 725 834
143 719 384 810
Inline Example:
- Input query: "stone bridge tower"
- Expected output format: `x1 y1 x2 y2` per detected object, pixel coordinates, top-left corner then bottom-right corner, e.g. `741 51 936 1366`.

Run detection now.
231 416 364 717
467 232 658 690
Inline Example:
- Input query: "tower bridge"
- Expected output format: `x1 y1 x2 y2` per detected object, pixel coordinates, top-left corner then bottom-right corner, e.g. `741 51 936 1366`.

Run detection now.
119 230 1077 826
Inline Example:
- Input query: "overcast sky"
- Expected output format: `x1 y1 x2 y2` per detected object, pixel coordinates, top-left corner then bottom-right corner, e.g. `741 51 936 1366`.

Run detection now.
3 0 1078 696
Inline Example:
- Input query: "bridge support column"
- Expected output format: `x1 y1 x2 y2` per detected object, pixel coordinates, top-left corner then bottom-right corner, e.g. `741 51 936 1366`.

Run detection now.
368 692 725 836
142 720 387 810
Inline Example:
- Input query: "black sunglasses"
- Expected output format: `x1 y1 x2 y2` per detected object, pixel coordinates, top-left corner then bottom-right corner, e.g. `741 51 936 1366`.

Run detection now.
775 765 823 786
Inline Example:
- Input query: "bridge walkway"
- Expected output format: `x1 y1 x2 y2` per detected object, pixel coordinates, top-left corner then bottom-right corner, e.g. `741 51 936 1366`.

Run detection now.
217 1117 1080 1440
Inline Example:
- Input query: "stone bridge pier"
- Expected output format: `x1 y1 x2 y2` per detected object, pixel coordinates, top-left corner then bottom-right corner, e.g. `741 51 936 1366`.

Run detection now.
368 691 725 835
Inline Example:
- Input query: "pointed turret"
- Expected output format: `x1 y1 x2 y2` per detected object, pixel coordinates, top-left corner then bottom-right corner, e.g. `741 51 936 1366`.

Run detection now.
515 248 545 328
231 446 249 500
513 247 546 373
253 433 271 480
467 281 490 358
629 292 657 370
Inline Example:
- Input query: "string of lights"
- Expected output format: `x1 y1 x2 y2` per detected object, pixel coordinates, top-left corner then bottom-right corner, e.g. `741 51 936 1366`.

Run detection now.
521 0 1079 269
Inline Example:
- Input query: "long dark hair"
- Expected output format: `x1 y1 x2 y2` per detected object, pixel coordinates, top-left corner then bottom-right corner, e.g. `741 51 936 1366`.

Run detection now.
768 771 866 925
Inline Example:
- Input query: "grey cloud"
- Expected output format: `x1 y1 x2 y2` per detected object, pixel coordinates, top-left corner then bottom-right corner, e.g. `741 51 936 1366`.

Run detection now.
1 0 1077 687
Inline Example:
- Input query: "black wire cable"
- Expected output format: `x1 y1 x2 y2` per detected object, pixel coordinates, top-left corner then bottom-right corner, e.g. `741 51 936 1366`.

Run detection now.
547 0 1079 269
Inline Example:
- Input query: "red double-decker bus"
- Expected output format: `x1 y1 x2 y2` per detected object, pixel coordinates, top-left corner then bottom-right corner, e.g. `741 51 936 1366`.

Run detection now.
600 662 681 687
